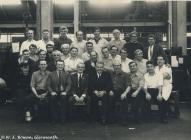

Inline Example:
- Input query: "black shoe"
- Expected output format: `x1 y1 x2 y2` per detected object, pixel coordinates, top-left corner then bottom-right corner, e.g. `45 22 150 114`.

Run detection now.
160 119 168 124
101 119 106 125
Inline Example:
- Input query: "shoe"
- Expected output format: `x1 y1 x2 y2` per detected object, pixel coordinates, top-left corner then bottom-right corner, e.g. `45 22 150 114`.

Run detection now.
160 119 168 124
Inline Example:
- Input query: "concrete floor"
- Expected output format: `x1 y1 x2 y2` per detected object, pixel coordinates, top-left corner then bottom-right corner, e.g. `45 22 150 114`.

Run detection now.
0 103 191 140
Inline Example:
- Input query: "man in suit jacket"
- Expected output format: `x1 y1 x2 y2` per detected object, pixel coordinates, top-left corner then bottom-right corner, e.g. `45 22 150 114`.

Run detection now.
47 60 71 123
84 51 98 75
69 62 91 121
144 34 167 66
88 61 112 125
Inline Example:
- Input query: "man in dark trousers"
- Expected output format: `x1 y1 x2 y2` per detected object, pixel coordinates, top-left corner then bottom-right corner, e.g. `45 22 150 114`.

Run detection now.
144 34 167 66
47 60 71 124
88 61 112 125
69 62 91 121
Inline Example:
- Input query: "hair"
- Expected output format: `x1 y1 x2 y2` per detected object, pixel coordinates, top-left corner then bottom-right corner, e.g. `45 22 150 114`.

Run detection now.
38 50 47 55
90 51 98 56
113 29 120 34
75 30 83 36
46 43 54 48
29 44 37 49
157 55 164 59
148 34 155 39
38 60 47 65
120 49 127 54
94 27 101 32
42 29 49 33
52 50 61 56
134 49 143 55
61 44 70 49
86 41 93 46
128 61 137 67
27 29 34 33
146 61 154 66
70 47 78 52
56 59 65 65
22 49 29 54
59 26 68 32
110 45 118 51
101 46 109 53
96 61 104 66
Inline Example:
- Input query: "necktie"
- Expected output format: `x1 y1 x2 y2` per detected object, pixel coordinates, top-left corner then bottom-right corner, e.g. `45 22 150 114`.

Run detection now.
58 71 62 92
79 74 82 88
150 46 153 59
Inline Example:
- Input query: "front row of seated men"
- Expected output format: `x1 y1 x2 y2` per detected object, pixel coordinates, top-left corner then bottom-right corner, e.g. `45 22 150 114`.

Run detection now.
18 55 172 125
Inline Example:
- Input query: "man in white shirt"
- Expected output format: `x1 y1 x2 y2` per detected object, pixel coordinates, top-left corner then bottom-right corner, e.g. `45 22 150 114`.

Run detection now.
36 29 54 52
64 47 83 74
20 29 37 55
144 61 168 123
110 45 121 62
82 41 94 62
70 31 86 58
120 49 132 73
109 29 126 51
134 49 148 75
101 47 113 72
89 27 109 60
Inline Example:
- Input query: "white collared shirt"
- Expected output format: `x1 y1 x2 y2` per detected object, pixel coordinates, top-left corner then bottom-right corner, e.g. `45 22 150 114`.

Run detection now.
64 57 83 72
36 39 54 51
20 39 37 55
121 57 132 73
144 72 163 89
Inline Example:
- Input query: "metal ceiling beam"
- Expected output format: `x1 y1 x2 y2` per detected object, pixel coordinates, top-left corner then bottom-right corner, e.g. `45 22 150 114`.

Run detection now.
0 22 190 28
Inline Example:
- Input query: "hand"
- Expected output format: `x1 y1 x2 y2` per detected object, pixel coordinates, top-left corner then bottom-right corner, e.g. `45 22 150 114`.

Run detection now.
146 93 151 101
121 93 127 100
51 92 57 96
157 94 163 101
35 94 41 99
94 90 99 97
99 91 105 97
79 96 84 102
74 95 80 102
131 91 138 98
61 92 67 96
109 91 114 96
163 72 171 80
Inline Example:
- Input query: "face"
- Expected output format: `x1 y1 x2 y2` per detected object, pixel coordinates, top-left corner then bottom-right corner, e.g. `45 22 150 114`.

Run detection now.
130 34 137 42
70 48 78 57
148 37 155 45
147 64 155 73
86 43 93 53
61 44 70 55
135 50 143 61
76 31 83 41
77 63 85 73
23 51 30 60
46 45 54 53
39 51 46 60
90 52 97 62
110 47 118 56
120 50 127 59
27 30 34 40
102 48 109 58
129 63 138 73
60 29 67 38
39 61 47 71
53 52 61 61
29 46 37 54
42 31 49 40
94 29 100 38
113 64 121 73
113 31 120 39
56 61 64 71
157 56 164 66
96 63 104 73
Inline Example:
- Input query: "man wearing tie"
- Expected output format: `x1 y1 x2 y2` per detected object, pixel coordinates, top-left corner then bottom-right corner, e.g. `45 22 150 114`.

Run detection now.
88 62 112 125
47 60 71 124
69 62 91 121
144 34 167 66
